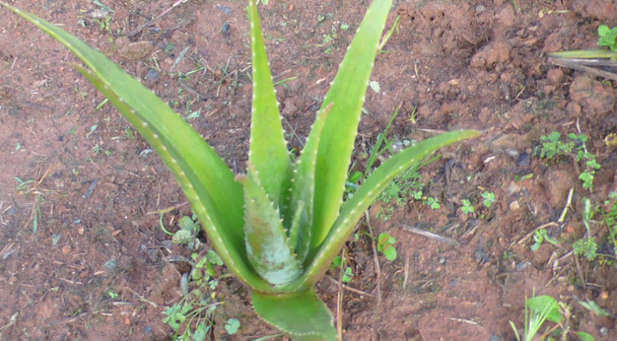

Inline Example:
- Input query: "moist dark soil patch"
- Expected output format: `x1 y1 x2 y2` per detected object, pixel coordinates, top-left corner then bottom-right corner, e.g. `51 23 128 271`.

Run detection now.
2 0 617 339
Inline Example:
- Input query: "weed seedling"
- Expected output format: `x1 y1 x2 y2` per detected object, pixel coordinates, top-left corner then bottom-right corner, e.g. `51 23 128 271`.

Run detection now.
573 198 598 261
510 295 563 341
537 132 600 192
164 249 225 340
377 232 397 261
538 132 573 159
481 191 496 208
330 255 353 283
171 215 202 250
424 196 440 210
531 228 560 252
225 318 241 335
598 25 617 52
461 199 475 215
602 192 617 256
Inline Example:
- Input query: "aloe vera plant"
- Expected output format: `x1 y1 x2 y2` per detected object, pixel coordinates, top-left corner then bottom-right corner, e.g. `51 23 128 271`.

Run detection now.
2 0 479 339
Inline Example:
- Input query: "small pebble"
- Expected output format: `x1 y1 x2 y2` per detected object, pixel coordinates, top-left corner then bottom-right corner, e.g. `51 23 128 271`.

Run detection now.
216 4 232 15
222 22 231 38
474 247 489 264
516 261 530 271
516 152 530 167
144 68 159 82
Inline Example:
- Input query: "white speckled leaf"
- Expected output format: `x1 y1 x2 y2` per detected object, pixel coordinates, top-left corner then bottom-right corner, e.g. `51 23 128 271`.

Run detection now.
0 2 275 293
312 0 393 249
238 165 302 286
247 0 291 207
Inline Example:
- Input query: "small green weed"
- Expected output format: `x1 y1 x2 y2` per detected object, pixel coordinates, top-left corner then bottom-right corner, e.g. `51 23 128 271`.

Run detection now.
376 167 423 220
105 289 119 299
602 192 617 256
510 295 563 341
481 191 496 208
170 215 202 250
330 255 354 283
377 232 397 261
573 198 598 261
341 267 353 283
531 228 561 251
538 131 573 158
225 318 241 335
14 176 34 193
461 199 475 214
598 25 617 52
509 294 562 341
424 196 440 210
510 294 596 341
163 249 226 340
537 132 601 192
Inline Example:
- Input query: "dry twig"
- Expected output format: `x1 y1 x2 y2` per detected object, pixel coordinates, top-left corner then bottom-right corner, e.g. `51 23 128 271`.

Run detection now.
402 224 460 246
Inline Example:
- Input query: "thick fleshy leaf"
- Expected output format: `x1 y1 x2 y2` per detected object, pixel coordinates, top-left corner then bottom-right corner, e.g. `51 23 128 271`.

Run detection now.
0 3 274 293
312 0 393 248
247 0 291 206
300 130 479 288
238 165 302 286
288 104 333 262
252 290 336 341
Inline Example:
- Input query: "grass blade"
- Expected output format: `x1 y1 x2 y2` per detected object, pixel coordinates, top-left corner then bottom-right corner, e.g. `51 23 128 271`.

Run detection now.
548 49 617 59
312 0 393 248
247 0 291 206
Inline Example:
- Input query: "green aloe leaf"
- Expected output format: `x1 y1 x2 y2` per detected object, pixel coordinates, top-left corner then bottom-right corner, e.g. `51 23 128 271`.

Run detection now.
312 0 393 248
288 104 333 262
237 165 302 286
548 49 617 59
301 130 479 287
251 290 336 341
247 0 291 206
0 2 274 292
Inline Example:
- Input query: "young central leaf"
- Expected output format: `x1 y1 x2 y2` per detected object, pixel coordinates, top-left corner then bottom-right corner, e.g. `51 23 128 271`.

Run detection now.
288 104 333 262
238 165 302 286
248 0 291 207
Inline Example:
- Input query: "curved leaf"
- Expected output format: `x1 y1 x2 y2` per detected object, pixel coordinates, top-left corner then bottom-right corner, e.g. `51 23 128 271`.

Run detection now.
312 0 393 248
247 0 291 206
252 290 336 341
301 130 479 288
288 104 333 262
0 3 275 292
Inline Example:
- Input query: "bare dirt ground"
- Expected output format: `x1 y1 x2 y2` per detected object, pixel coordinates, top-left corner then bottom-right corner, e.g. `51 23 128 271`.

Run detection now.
2 0 617 340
